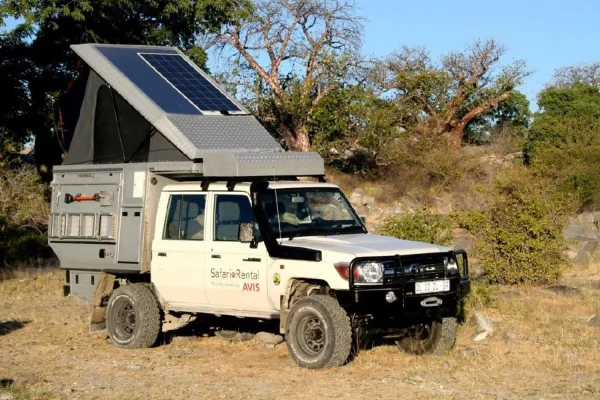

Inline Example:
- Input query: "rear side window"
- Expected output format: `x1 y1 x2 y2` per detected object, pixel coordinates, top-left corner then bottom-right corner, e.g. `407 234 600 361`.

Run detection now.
163 194 206 240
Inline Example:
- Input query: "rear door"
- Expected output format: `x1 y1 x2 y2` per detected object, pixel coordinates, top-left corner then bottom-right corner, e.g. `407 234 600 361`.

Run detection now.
151 192 208 305
204 192 271 310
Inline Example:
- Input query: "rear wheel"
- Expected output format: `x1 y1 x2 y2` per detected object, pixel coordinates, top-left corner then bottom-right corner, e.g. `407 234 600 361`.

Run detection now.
396 317 457 355
106 284 161 349
286 295 352 369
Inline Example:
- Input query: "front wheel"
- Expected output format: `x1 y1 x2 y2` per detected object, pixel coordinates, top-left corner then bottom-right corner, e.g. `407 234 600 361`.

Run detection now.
396 317 457 355
106 284 161 349
285 295 352 369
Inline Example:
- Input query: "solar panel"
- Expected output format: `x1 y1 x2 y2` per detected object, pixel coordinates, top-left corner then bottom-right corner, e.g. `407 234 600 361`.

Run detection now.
139 53 241 113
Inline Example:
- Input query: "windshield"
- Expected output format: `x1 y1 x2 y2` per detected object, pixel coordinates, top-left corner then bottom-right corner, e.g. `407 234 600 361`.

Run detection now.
258 188 366 239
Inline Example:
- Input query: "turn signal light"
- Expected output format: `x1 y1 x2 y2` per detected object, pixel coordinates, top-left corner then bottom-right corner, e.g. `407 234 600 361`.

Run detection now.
334 263 360 281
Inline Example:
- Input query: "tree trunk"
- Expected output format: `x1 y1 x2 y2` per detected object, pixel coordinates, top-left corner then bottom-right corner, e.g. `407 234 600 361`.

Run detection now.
279 117 311 152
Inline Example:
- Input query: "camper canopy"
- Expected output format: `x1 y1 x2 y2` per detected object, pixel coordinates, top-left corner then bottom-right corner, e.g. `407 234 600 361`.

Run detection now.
62 44 323 178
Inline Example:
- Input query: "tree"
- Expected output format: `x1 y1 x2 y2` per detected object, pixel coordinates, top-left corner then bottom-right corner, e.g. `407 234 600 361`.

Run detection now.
526 83 600 206
384 40 530 146
0 0 237 175
208 0 364 151
552 62 600 88
464 90 530 143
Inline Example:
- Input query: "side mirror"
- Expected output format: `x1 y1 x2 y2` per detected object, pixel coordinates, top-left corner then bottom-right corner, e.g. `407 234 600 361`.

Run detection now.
239 222 258 248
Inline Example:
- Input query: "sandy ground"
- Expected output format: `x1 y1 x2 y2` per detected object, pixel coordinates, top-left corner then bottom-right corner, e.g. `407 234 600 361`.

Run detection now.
1 269 599 400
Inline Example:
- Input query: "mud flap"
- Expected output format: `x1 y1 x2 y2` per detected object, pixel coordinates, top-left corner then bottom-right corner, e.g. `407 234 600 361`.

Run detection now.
89 272 115 333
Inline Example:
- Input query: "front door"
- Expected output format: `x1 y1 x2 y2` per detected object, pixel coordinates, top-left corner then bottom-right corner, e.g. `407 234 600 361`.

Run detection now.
151 193 208 305
205 192 270 310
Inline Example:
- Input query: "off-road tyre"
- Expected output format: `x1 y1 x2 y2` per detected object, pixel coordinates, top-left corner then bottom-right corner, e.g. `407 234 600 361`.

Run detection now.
396 317 457 355
285 295 352 369
106 284 161 349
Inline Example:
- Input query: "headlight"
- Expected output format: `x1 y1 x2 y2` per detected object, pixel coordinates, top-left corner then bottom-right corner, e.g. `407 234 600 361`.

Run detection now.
334 261 385 285
445 256 459 274
354 261 384 284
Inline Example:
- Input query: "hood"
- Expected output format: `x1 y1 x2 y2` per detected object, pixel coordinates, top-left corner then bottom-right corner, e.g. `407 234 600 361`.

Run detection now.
283 233 449 258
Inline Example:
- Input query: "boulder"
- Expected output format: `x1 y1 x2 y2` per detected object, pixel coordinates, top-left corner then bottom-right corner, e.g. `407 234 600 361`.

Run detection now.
349 189 365 207
214 330 254 342
587 315 600 327
433 197 453 215
255 331 284 346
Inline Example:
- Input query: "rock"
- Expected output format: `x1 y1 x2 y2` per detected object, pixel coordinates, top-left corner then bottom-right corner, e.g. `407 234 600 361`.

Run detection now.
433 197 452 215
577 212 596 225
329 148 340 156
120 364 143 370
469 263 485 280
471 311 494 333
461 347 477 357
505 152 523 161
452 231 475 255
0 390 13 400
349 189 365 207
587 315 600 327
564 218 587 241
363 195 376 205
254 331 284 346
214 330 254 342
472 331 489 342
546 285 581 297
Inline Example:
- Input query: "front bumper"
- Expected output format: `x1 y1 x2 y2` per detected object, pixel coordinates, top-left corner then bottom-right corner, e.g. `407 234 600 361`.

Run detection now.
343 249 470 319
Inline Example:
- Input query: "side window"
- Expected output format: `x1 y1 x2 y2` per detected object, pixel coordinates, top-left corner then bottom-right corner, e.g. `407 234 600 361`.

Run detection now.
163 194 206 240
214 195 254 242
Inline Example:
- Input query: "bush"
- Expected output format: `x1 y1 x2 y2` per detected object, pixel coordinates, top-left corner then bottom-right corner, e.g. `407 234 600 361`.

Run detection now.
458 167 574 284
379 209 453 246
0 164 50 267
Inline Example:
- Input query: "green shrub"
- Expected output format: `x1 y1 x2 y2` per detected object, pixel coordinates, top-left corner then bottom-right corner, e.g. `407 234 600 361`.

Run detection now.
379 209 453 246
0 164 50 267
457 167 574 284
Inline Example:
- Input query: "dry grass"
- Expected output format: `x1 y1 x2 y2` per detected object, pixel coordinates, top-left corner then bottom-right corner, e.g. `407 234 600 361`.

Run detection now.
1 268 599 399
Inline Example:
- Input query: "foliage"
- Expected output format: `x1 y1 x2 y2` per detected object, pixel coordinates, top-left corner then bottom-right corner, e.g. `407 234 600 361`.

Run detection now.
0 163 51 267
209 0 365 151
0 0 238 175
464 90 531 144
383 40 531 146
379 209 453 246
457 167 574 285
552 62 600 88
526 83 600 207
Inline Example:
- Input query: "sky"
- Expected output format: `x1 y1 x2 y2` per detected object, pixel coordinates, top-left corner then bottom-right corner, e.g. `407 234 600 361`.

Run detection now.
353 0 600 107
3 0 600 108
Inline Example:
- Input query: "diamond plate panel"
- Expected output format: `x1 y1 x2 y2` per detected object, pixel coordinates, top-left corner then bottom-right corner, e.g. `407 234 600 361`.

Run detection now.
167 115 282 156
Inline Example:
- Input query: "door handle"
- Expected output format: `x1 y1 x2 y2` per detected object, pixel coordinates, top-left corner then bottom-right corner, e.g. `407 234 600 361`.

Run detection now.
243 257 262 262
211 254 221 259
158 252 167 257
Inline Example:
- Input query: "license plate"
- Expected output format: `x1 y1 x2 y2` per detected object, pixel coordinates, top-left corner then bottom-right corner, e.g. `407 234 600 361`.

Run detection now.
415 280 450 294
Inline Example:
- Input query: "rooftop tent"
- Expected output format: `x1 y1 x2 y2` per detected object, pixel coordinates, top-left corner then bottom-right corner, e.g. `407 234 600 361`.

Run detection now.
63 44 283 165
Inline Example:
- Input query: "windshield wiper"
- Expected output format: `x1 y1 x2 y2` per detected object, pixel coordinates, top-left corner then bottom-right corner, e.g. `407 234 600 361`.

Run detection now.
328 225 366 236
288 228 328 241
